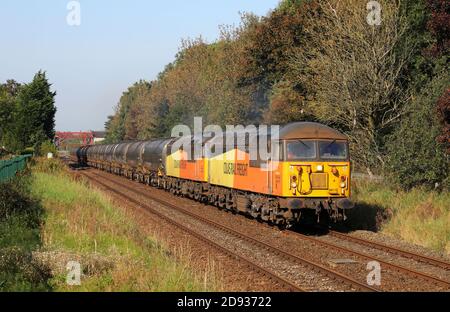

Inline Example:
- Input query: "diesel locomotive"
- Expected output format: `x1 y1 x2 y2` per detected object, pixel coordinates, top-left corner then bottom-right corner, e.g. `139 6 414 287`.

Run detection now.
72 122 354 227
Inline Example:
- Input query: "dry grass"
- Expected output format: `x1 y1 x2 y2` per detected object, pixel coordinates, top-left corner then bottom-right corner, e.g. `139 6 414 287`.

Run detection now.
30 164 220 291
352 180 450 255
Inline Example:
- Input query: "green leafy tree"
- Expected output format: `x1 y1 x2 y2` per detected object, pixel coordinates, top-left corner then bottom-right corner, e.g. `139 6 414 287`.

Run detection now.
105 80 152 142
13 71 57 151
386 0 449 190
0 80 21 149
387 72 449 190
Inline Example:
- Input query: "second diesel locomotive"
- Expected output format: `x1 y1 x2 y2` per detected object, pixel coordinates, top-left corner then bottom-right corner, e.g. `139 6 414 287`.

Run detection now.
73 122 354 227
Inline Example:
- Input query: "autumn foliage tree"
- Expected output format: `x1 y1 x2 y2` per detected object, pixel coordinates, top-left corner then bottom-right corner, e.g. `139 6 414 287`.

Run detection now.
425 0 449 57
287 0 414 174
436 88 450 155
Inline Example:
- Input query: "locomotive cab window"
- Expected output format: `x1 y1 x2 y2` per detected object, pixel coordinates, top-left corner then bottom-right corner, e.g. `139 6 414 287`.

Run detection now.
318 140 348 160
285 140 316 160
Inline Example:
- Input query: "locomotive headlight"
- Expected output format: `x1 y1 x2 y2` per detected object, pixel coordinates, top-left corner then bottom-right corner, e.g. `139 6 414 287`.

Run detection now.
316 165 323 172
291 176 298 189
340 176 347 188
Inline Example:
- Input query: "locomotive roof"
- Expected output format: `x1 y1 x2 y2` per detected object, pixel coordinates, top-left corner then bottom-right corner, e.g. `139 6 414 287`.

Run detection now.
82 123 347 149
279 122 347 140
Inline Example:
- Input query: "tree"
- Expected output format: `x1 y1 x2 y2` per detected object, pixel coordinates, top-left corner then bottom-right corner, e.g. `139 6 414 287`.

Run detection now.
105 80 152 142
0 81 20 148
264 80 311 124
425 0 449 57
436 87 449 155
238 3 308 123
13 71 57 151
2 80 21 97
387 72 449 189
289 0 415 174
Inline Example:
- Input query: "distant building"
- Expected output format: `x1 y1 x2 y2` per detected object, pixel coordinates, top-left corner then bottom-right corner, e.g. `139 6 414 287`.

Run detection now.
55 130 107 150
92 131 106 143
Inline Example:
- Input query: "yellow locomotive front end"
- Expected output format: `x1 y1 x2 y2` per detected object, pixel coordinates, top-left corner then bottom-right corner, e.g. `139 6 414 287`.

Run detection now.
276 123 354 223
283 139 350 198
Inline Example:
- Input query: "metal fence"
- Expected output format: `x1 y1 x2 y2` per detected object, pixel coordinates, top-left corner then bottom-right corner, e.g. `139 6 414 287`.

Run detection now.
0 155 32 183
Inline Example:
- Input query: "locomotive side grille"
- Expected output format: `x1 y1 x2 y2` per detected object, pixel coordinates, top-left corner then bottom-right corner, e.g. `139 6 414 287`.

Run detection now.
311 173 328 189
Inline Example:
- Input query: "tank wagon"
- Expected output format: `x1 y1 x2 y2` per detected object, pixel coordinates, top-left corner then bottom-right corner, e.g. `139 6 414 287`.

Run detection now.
73 122 354 226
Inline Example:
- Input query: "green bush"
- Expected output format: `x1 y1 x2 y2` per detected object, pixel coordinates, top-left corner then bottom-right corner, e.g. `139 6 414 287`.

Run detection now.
0 247 51 291
36 140 57 157
19 147 35 156
386 73 449 190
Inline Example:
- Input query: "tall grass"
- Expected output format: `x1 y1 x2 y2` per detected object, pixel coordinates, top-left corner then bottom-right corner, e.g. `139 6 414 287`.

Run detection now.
0 175 51 291
352 180 450 255
31 160 219 291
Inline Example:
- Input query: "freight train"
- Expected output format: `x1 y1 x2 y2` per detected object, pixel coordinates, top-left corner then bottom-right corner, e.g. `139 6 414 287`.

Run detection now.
72 122 354 227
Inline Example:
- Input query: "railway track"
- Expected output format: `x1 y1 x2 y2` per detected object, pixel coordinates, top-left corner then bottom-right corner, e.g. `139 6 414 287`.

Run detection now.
328 231 450 271
90 169 449 287
286 231 450 288
83 169 379 292
80 171 304 292
71 164 450 291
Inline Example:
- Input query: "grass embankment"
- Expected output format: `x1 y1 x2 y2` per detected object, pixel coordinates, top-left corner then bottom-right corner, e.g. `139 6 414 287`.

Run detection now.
0 174 50 291
1 159 218 291
351 180 450 255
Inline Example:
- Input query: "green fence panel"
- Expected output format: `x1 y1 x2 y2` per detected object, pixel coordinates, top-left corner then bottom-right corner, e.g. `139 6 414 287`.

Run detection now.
0 155 32 183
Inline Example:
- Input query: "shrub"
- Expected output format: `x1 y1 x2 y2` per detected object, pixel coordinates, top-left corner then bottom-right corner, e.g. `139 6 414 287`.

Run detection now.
31 158 65 175
36 140 58 157
386 73 449 190
0 247 51 291
19 147 35 156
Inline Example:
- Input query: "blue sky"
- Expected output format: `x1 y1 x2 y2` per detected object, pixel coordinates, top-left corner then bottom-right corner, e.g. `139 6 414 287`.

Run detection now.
0 0 280 131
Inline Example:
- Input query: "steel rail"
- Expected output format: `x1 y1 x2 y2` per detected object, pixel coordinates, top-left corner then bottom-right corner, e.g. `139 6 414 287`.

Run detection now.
81 171 304 292
286 231 450 288
329 230 450 271
89 170 378 292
